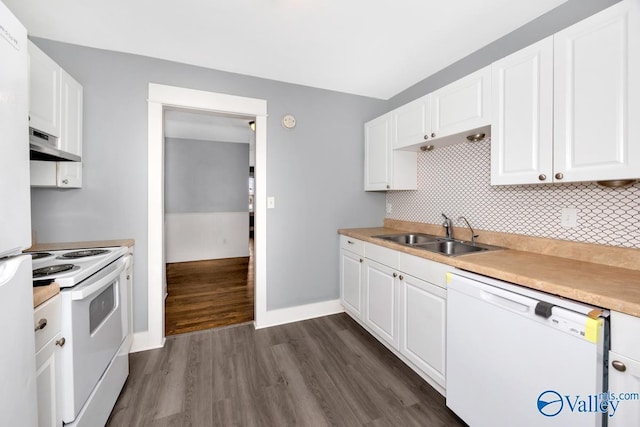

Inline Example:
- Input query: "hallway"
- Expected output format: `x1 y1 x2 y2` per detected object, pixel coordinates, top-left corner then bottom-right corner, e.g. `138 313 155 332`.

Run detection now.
165 240 254 335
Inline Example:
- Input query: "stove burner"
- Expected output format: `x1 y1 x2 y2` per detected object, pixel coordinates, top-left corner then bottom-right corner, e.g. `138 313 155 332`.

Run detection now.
30 252 53 260
60 249 110 259
33 264 77 278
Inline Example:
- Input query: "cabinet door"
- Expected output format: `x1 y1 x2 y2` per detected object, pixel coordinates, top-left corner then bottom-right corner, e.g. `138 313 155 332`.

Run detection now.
554 0 640 183
340 249 363 319
399 274 446 387
430 65 491 140
36 333 62 427
364 114 391 191
608 351 640 426
58 70 83 188
28 41 61 137
393 95 430 149
491 37 554 185
364 259 398 348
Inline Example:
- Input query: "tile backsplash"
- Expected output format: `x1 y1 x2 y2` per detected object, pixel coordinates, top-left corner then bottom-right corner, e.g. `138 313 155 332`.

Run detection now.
386 140 640 249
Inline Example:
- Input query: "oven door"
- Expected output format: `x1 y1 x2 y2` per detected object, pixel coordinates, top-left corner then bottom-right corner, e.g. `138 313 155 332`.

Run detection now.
59 257 127 423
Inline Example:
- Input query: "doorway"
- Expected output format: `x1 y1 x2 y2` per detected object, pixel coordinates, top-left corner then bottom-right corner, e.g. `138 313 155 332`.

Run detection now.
142 84 267 351
163 110 255 335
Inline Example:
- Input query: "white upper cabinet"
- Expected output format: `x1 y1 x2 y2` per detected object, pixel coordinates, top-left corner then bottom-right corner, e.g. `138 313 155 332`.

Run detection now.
491 37 554 185
28 42 61 138
364 113 416 191
393 95 430 149
391 66 491 152
430 65 491 141
492 0 640 185
553 0 640 183
29 42 84 188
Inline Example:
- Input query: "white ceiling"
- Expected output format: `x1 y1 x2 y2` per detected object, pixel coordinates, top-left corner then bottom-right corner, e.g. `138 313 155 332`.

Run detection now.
5 0 567 99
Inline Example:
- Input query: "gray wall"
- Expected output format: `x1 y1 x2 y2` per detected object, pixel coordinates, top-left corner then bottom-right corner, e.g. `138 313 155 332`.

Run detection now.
30 39 387 331
165 138 249 214
388 0 622 109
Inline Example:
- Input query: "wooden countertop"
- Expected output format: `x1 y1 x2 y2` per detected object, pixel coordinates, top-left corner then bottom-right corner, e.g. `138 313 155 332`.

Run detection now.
33 283 60 308
339 227 640 317
26 239 135 252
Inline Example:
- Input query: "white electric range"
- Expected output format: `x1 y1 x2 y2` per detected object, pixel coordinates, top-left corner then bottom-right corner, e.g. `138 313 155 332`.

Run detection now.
30 246 132 426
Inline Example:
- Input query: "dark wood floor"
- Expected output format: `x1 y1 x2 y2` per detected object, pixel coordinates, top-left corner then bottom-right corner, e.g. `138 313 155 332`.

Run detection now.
107 313 465 427
165 242 254 336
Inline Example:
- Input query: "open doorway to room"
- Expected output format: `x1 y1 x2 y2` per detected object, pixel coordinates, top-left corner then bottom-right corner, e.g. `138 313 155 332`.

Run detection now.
162 109 256 335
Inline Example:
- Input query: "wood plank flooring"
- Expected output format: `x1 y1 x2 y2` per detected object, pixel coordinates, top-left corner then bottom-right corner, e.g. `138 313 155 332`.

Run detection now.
107 314 466 427
165 244 254 335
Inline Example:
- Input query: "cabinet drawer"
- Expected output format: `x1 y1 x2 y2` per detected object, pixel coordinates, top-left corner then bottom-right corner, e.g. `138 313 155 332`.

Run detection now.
34 295 61 353
365 243 399 269
340 235 365 256
611 311 640 361
398 252 449 288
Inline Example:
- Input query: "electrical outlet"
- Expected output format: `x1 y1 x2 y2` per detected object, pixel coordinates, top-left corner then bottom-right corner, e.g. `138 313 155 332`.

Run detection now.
560 208 578 228
267 196 275 209
386 203 392 214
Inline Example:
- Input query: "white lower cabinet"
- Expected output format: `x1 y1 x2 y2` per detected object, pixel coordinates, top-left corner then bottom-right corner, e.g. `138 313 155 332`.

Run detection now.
34 295 63 427
608 311 640 426
364 259 399 348
339 238 448 393
399 273 446 388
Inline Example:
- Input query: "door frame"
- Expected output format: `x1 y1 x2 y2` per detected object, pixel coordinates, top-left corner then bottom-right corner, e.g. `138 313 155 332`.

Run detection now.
138 83 267 351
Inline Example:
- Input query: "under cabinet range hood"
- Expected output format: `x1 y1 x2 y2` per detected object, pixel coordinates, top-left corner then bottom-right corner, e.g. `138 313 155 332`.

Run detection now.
29 128 81 162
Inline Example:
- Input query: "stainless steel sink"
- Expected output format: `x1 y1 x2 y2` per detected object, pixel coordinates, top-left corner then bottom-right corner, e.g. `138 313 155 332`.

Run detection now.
372 233 503 257
415 240 487 256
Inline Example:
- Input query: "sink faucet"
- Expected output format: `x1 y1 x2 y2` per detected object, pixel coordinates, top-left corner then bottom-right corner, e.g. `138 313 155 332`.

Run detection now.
441 213 453 240
458 216 479 245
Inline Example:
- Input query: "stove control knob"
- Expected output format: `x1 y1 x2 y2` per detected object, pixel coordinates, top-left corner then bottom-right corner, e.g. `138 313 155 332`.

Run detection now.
56 337 66 348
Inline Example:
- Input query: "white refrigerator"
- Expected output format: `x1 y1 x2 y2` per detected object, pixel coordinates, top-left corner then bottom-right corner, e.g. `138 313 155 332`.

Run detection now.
0 1 38 426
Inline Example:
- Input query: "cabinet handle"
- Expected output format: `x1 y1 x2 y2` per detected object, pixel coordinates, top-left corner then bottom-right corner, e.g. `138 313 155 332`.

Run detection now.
538 174 547 181
393 273 398 278
612 360 626 372
423 134 429 140
399 275 404 280
55 337 66 348
62 179 69 185
431 132 436 138
555 173 564 180
35 319 47 331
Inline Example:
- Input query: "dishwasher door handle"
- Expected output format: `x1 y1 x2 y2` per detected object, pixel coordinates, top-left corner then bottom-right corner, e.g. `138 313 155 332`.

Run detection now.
480 289 530 313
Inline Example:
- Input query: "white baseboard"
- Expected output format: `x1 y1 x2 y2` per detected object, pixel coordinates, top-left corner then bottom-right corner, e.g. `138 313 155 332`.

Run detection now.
255 299 344 329
130 331 165 353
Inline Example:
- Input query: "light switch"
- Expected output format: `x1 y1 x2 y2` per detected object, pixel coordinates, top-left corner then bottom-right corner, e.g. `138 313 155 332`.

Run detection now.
267 196 275 209
560 208 578 228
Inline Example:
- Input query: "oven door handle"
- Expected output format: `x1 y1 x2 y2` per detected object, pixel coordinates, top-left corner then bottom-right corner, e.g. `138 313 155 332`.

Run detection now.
70 258 127 301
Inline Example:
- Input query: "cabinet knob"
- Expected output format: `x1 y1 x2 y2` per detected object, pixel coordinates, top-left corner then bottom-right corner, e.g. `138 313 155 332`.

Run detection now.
386 185 390 189
555 173 564 180
34 318 47 332
538 174 547 181
62 179 69 185
55 337 66 348
126 275 131 280
423 134 429 140
612 360 626 372
399 275 404 280
392 273 398 278
347 240 354 244
359 259 363 263
431 133 436 138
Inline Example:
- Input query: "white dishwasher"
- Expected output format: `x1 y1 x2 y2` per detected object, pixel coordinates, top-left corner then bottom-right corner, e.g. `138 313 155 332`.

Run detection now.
446 270 609 427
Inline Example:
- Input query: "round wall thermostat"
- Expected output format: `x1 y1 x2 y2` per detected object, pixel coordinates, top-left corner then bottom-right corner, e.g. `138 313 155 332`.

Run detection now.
281 114 296 129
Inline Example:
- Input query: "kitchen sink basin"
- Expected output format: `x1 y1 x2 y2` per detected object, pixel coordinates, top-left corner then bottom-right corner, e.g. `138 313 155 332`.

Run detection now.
372 233 503 257
372 233 440 245
415 240 487 256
